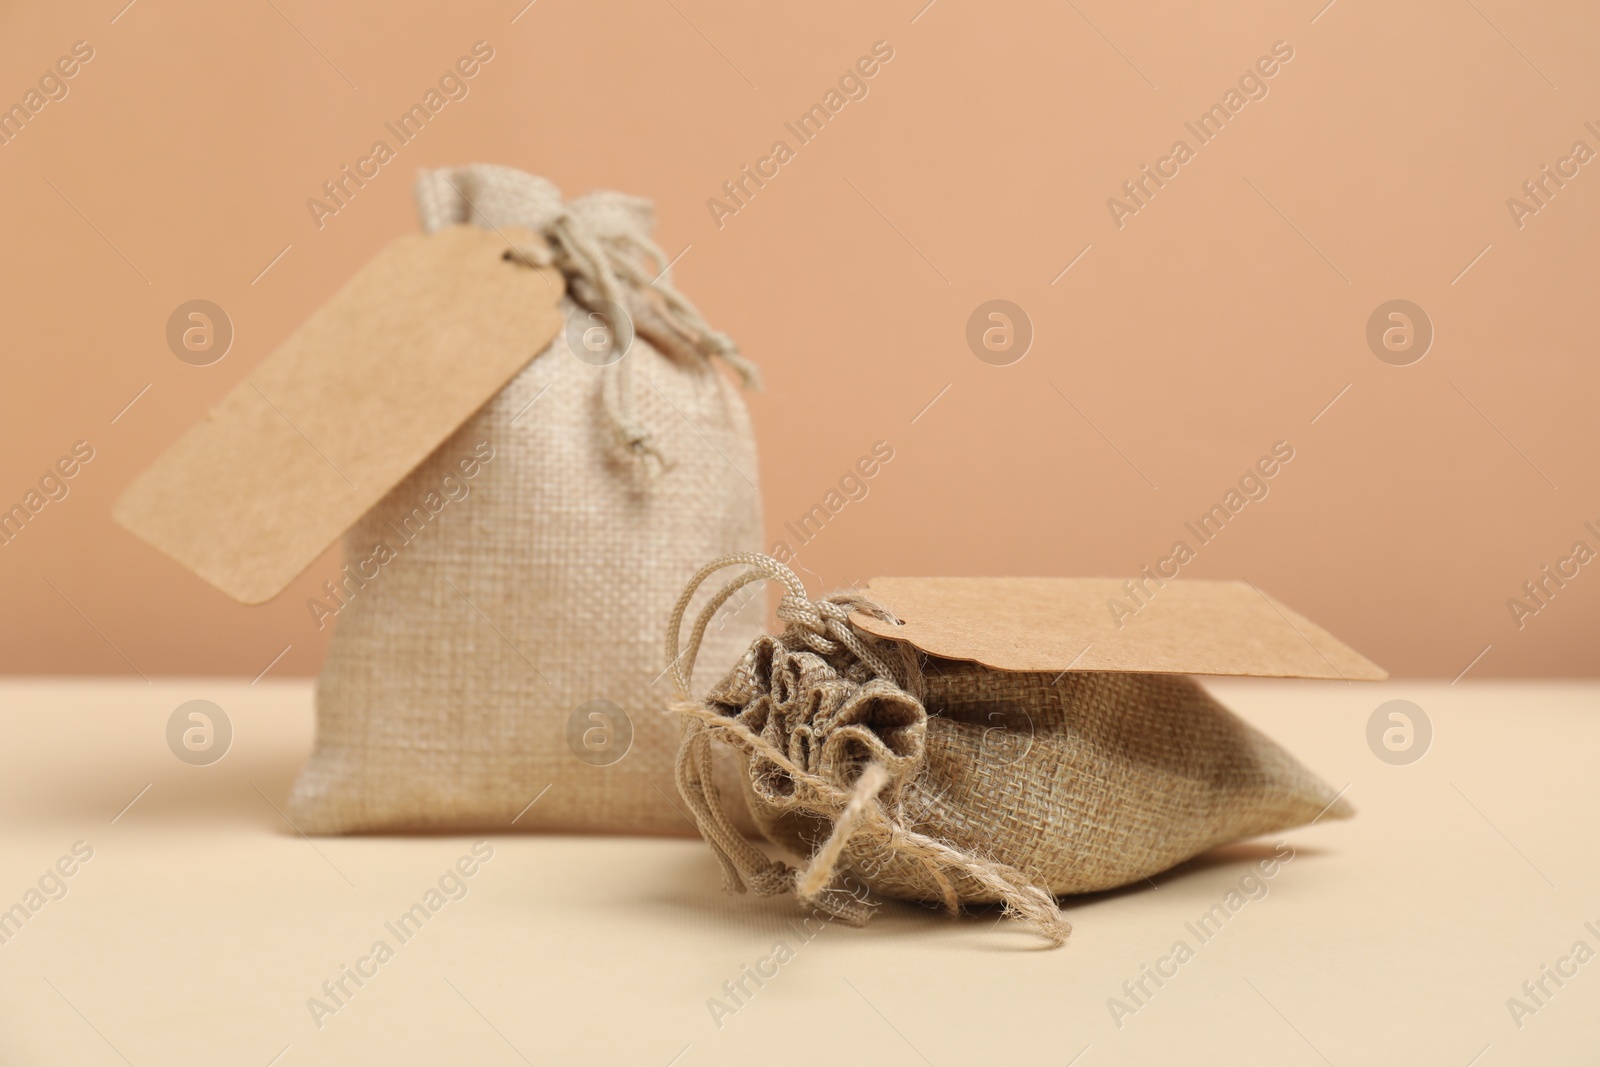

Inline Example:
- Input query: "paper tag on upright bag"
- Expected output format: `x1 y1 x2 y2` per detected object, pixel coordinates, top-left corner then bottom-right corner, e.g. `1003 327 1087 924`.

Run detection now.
850 577 1386 680
114 224 565 604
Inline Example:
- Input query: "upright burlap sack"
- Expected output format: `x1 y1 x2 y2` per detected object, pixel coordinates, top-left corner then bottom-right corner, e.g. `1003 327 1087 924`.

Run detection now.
669 555 1353 945
288 165 765 834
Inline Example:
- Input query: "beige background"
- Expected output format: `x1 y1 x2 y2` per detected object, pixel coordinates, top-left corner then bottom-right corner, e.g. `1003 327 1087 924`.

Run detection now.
1 0 1597 679
4 678 1595 1063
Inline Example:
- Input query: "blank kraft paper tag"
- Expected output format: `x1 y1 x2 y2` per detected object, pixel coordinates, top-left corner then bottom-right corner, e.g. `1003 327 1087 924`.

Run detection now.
115 224 565 603
851 576 1386 680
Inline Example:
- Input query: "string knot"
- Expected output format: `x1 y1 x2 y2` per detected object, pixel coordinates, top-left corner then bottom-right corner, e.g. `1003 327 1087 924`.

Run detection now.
665 553 1072 947
414 165 759 474
775 593 830 638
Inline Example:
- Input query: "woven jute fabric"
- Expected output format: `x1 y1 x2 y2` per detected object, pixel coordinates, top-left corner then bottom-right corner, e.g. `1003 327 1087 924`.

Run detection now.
287 166 765 834
669 554 1352 945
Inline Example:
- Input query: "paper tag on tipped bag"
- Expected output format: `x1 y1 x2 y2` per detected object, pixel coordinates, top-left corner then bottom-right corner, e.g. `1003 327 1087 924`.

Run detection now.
114 225 565 603
851 577 1386 679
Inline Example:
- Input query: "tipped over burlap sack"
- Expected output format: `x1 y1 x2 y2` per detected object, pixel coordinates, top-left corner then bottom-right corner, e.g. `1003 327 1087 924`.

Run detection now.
669 554 1353 945
287 165 765 834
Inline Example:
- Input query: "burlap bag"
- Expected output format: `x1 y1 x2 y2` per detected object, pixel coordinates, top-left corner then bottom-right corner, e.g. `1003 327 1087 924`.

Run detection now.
287 165 764 834
669 554 1353 945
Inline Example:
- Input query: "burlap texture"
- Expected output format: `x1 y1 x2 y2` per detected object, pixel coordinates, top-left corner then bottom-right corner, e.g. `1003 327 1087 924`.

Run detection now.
705 637 1350 903
669 556 1355 944
286 167 764 834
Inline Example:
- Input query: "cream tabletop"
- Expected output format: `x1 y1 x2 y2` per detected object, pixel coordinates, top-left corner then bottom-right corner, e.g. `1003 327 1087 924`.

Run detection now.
0 678 1595 1066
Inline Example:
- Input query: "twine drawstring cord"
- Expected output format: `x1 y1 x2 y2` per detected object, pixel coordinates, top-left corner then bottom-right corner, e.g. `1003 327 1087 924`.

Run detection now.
416 165 759 471
665 552 1071 946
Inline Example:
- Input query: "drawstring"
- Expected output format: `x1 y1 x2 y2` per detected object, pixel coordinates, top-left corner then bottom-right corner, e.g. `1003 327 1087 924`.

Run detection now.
545 211 659 467
666 553 881 923
666 552 903 699
415 165 759 472
666 553 1073 946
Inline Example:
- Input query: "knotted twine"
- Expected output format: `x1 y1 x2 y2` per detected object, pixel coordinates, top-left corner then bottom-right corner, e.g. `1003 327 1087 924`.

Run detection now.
415 164 759 468
667 553 1072 946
